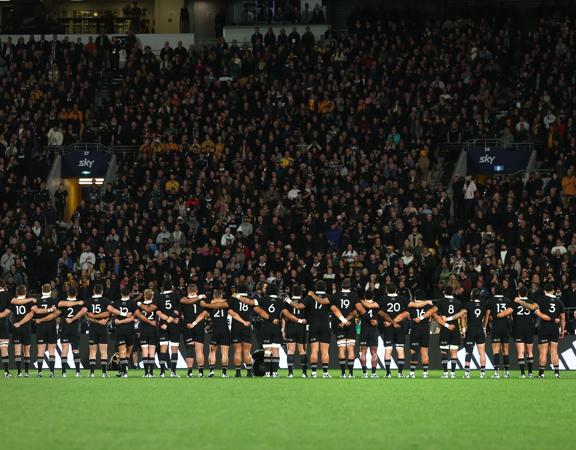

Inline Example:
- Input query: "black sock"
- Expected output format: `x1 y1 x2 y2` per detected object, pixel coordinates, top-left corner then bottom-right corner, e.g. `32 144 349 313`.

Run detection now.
48 356 55 373
24 357 30 372
311 363 317 373
441 353 448 372
322 363 329 374
410 352 418 372
273 357 280 373
222 367 228 375
101 358 107 374
519 360 525 375
493 353 500 371
503 355 510 372
235 366 242 376
15 356 22 373
347 361 354 375
198 366 204 375
89 358 96 373
527 357 533 374
464 350 472 370
371 365 377 374
73 353 81 372
385 358 391 375
398 357 404 374
170 353 178 372
209 364 215 372
37 357 44 372
188 367 193 376
160 352 168 373
301 355 308 374
423 364 429 373
3 356 10 372
539 365 545 376
287 354 294 374
121 359 128 374
62 359 68 374
339 358 346 375
362 365 367 374
554 365 560 375
451 358 457 373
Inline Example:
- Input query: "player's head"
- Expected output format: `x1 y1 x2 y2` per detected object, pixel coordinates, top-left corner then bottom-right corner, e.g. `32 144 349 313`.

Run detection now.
314 280 327 293
267 283 278 297
143 289 154 302
386 282 397 295
121 287 130 298
68 285 77 298
256 281 266 294
16 284 27 297
237 284 248 296
493 284 503 296
470 288 481 301
93 284 103 296
413 289 425 301
42 283 52 295
162 280 172 292
364 289 375 301
444 286 453 297
214 289 223 299
341 278 351 291
518 286 528 298
187 283 198 295
292 285 302 298
544 283 554 294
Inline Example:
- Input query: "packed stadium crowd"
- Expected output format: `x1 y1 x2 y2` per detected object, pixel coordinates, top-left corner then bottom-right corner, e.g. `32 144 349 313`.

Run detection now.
0 13 575 378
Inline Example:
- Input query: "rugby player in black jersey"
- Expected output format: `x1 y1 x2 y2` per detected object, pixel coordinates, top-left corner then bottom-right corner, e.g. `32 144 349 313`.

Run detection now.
0 280 11 377
179 284 207 377
108 287 136 377
434 286 466 378
535 284 565 378
358 289 380 378
330 279 360 378
135 289 159 377
461 288 488 378
511 286 539 378
155 281 182 377
303 280 350 378
407 289 437 378
484 284 514 378
229 285 254 377
10 285 36 377
282 285 308 378
33 284 60 377
86 284 110 378
57 286 87 377
200 289 233 378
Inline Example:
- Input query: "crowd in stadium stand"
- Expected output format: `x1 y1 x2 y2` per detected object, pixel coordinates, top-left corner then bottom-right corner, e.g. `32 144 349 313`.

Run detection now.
0 15 576 331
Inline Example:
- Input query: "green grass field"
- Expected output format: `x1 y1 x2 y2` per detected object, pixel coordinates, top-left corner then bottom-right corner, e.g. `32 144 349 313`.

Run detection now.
1 370 575 450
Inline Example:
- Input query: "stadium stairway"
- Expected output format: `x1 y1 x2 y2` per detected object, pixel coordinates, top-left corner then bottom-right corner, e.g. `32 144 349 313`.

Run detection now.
94 71 123 125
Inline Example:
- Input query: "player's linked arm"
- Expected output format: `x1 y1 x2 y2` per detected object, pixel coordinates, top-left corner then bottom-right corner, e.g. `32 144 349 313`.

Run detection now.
496 307 513 319
483 310 491 329
68 307 88 323
180 294 205 305
377 310 397 326
11 297 37 305
36 309 61 323
253 306 270 321
534 309 552 321
200 300 229 309
514 298 539 311
228 310 250 327
281 308 306 324
393 311 410 323
187 311 208 328
59 300 83 307
0 309 12 318
407 300 433 308
134 309 154 326
235 294 258 307
15 311 34 327
308 291 330 305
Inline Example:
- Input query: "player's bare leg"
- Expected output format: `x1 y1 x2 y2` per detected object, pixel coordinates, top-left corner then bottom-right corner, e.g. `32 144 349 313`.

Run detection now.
186 342 195 378
118 344 128 377
242 342 253 376
346 341 355 378
516 342 526 377
46 343 56 377
337 339 347 377
396 345 405 378
298 343 308 377
208 344 218 377
359 345 368 378
491 342 501 378
550 342 560 378
169 343 180 377
525 343 534 377
61 342 70 377
477 343 486 378
502 342 511 378
13 342 22 376
537 342 548 378
233 343 242 377
287 342 296 377
1 339 10 377
320 342 330 378
159 342 169 377
309 341 319 377
88 344 98 376
220 345 229 377
194 342 204 377
384 346 393 378
449 347 458 378
36 342 46 376
420 347 430 378
370 346 378 378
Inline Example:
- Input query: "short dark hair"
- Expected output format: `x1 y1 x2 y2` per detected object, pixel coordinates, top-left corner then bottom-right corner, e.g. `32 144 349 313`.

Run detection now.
68 285 78 297
162 280 172 291
16 285 27 296
444 286 453 296
518 286 528 297
315 280 327 292
292 285 302 297
470 288 481 300
214 289 223 298
544 283 554 293
413 289 425 300
387 282 397 294
93 284 103 295
493 284 503 296
121 287 130 297
341 278 351 290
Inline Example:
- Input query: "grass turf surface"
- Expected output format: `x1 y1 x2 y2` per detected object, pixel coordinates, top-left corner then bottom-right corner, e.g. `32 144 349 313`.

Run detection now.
1 370 575 450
